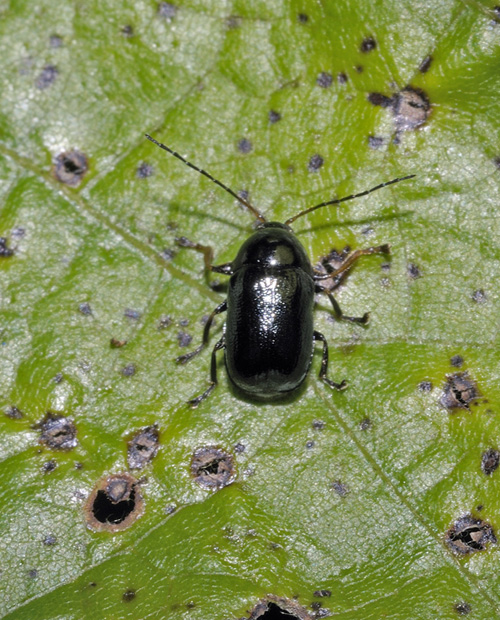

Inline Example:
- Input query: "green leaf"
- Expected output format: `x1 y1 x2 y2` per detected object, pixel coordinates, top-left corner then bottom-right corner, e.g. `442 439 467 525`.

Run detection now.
1 0 500 618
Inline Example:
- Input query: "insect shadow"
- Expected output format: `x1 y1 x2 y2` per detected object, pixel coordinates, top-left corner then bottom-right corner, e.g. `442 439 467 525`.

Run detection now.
146 134 414 408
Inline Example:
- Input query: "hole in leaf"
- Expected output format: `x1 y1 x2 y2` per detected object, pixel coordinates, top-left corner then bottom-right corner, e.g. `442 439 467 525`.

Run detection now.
481 448 500 476
191 446 235 490
85 473 144 532
439 372 481 411
35 412 78 450
127 425 160 469
54 150 88 186
249 597 313 619
445 515 496 555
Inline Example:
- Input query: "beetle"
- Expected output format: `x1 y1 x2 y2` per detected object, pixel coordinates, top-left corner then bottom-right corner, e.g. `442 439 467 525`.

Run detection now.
146 134 413 407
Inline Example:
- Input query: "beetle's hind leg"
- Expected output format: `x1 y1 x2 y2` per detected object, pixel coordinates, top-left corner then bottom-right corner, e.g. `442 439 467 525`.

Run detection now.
317 287 369 324
313 331 347 390
176 300 227 364
188 336 225 408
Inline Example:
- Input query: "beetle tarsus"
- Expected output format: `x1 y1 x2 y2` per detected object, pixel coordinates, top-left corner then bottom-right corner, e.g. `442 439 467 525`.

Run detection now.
314 330 346 391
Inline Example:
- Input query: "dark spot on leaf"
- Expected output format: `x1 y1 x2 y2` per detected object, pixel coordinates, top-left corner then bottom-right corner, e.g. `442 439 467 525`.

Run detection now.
225 15 242 29
440 372 480 411
269 110 281 124
179 318 189 327
308 154 324 172
54 150 88 187
78 302 92 315
312 419 325 430
472 289 487 303
49 34 63 48
0 237 14 257
393 87 431 131
122 589 136 602
355 65 363 73
337 72 348 84
494 156 500 170
191 446 235 490
127 425 160 470
165 504 176 514
238 189 250 202
306 440 315 449
367 92 394 108
5 405 23 419
35 412 78 450
161 247 175 260
313 590 331 598
445 515 496 554
360 36 376 52
158 315 172 329
75 461 84 469
158 2 177 20
43 534 57 546
110 338 127 348
359 417 372 430
381 262 391 272
298 13 309 23
136 162 154 178
238 138 252 154
450 355 464 368
121 24 134 37
35 64 58 89
248 596 313 619
53 372 64 384
42 459 57 473
85 472 144 532
124 308 141 320
121 363 136 377
454 601 471 615
368 135 384 149
28 569 38 579
11 227 25 238
316 72 333 88
419 55 433 73
234 442 246 453
177 331 192 347
407 263 421 279
331 480 348 496
481 448 500 476
418 380 433 392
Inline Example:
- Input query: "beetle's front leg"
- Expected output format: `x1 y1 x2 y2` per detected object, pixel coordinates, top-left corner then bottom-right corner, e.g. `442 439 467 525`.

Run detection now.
188 336 226 408
176 237 234 280
313 331 347 390
176 300 227 364
316 286 369 324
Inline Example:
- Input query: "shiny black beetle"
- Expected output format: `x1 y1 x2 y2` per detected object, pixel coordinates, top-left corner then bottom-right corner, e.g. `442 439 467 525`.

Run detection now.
146 134 413 407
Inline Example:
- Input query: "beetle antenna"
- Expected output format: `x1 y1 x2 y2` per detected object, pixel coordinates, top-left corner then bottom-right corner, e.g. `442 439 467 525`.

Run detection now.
284 174 415 226
145 134 267 223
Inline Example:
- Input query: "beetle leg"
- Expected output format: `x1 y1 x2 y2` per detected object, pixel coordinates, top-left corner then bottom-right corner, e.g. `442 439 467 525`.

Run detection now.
188 336 226 408
317 287 369 324
176 300 227 364
176 236 234 277
313 331 347 390
313 244 390 281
